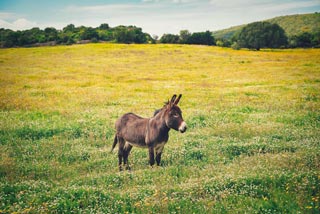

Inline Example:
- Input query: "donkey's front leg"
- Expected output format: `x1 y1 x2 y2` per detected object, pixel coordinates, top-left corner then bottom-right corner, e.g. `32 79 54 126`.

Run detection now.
155 152 162 166
148 146 155 166
155 145 164 166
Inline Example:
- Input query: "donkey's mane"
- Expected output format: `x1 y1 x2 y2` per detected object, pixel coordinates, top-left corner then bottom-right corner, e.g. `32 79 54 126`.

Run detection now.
153 100 170 116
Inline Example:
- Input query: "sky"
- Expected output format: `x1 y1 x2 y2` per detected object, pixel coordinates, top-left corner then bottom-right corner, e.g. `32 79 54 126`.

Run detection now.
0 0 319 36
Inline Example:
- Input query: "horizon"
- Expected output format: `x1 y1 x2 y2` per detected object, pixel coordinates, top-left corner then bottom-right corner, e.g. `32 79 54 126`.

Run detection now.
0 0 319 37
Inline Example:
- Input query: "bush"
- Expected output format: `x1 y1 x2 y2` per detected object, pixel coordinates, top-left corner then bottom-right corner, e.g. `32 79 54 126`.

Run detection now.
231 42 241 50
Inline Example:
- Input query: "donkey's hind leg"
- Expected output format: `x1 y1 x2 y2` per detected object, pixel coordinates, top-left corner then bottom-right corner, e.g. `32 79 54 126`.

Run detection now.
123 142 133 170
117 137 125 171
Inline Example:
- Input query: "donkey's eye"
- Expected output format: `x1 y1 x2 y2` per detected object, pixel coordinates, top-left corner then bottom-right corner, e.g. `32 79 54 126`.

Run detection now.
173 113 179 118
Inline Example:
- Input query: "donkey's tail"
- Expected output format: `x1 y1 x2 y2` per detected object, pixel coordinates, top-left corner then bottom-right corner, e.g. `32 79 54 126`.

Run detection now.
110 135 118 153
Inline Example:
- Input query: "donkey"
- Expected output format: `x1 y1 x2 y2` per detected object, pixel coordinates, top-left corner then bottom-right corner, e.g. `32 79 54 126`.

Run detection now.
111 94 187 171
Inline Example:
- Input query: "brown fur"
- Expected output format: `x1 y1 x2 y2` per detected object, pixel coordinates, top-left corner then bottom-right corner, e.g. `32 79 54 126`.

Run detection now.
111 94 187 171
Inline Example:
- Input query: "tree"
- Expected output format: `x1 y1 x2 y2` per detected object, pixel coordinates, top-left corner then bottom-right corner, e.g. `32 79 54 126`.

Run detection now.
311 31 320 47
186 31 215 45
80 27 99 41
113 26 133 43
99 23 109 30
131 27 147 43
0 29 19 47
113 26 148 44
216 38 231 47
292 32 313 47
97 30 113 41
16 27 46 45
44 27 58 42
63 24 76 33
179 30 191 44
237 22 287 50
160 34 180 44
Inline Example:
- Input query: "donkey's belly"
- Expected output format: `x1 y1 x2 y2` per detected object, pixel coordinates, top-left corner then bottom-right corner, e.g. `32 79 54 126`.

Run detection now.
126 141 148 148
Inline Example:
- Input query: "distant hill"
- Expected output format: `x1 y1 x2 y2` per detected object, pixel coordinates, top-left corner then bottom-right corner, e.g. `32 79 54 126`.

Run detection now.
213 13 320 40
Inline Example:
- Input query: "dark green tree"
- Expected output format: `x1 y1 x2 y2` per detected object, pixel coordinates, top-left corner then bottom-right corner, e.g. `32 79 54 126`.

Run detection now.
186 31 215 45
58 32 75 45
113 26 148 44
17 27 46 45
44 27 58 42
63 24 76 33
0 29 19 47
97 23 111 41
311 31 320 47
291 32 314 47
97 30 113 41
113 26 134 43
237 22 287 50
58 24 78 44
131 27 147 43
98 23 110 30
179 30 191 44
160 34 180 44
80 27 99 41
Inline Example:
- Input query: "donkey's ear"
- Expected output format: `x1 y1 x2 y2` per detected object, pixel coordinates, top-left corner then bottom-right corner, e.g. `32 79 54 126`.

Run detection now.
174 94 182 105
170 94 177 105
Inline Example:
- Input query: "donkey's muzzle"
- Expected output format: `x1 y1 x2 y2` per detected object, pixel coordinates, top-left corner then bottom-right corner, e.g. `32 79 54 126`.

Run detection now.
179 121 187 133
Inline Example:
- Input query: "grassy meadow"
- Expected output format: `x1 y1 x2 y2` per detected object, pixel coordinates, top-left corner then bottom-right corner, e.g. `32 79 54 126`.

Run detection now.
0 43 319 213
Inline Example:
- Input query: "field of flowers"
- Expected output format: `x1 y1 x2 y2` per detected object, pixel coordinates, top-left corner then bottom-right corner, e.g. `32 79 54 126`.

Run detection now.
0 44 319 213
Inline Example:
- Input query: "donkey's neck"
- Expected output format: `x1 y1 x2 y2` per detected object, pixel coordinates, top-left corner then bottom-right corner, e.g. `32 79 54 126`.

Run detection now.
150 109 170 132
146 108 170 144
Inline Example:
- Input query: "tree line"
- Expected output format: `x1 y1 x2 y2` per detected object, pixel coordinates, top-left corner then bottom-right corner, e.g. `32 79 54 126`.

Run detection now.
163 22 319 50
160 30 215 45
0 23 216 48
1 22 319 49
0 24 154 48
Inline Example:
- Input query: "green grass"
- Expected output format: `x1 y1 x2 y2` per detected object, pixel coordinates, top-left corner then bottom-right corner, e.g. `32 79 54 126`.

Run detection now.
0 44 319 213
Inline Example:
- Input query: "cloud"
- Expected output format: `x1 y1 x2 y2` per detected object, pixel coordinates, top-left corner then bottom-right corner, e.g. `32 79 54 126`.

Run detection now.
0 18 38 30
142 0 195 2
63 4 151 13
142 0 160 2
209 0 320 11
13 18 38 29
0 12 17 20
0 11 39 30
171 0 197 3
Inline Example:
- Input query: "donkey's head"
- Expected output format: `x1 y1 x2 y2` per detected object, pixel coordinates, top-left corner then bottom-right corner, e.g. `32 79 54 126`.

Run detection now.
164 94 187 133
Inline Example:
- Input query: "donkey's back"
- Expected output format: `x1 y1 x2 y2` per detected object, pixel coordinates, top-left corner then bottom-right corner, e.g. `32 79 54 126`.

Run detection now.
115 113 149 148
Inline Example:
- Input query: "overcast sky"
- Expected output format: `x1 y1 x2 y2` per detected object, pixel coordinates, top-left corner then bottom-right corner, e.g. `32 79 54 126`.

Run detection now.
0 0 319 36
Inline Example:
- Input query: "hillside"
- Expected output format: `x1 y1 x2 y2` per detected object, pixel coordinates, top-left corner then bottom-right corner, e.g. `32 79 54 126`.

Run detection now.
213 13 320 39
